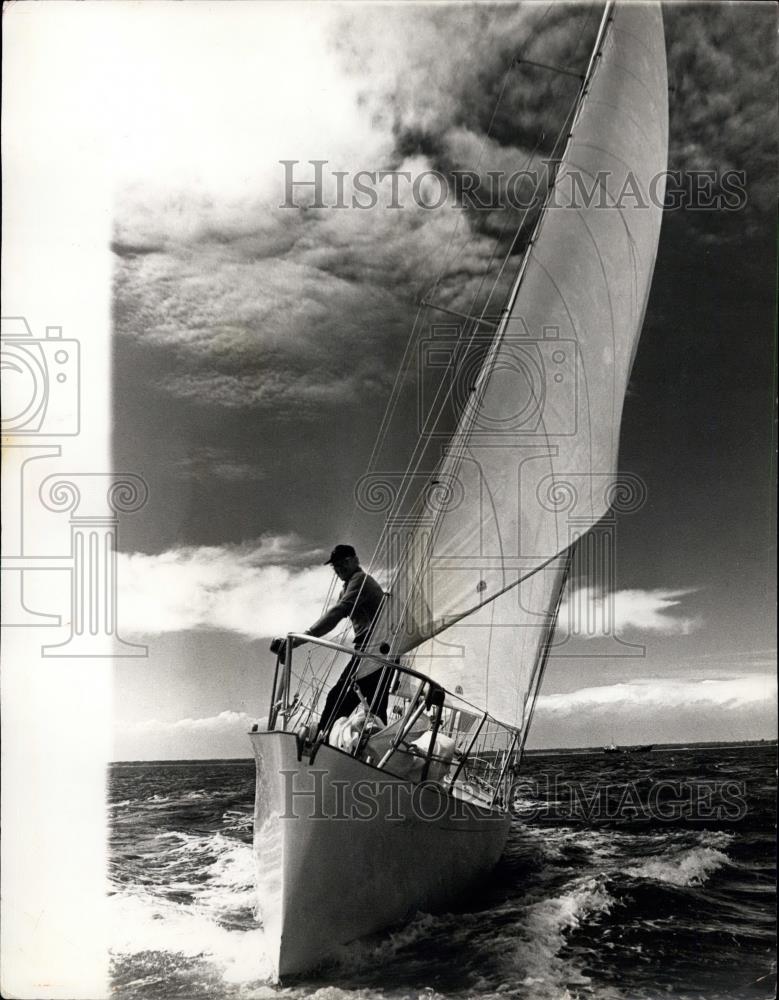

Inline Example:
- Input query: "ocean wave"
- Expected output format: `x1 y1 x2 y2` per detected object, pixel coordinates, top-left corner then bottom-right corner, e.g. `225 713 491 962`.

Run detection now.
513 825 619 862
117 830 258 915
329 887 630 1000
696 829 735 849
295 990 405 1000
109 888 272 986
176 789 214 802
329 910 463 973
509 875 618 999
533 827 735 889
130 789 229 809
108 748 775 999
625 845 730 887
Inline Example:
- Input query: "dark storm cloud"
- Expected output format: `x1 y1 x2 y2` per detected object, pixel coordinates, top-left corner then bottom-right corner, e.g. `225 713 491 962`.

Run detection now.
334 3 602 157
114 2 776 416
113 180 509 412
336 2 775 239
664 3 776 219
112 4 596 414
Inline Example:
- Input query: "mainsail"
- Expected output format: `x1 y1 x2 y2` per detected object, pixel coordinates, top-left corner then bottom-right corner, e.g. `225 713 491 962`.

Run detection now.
409 553 570 729
364 3 668 728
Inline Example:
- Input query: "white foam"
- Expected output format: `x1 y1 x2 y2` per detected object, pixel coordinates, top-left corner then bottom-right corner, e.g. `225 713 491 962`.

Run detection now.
696 829 734 849
510 875 617 998
621 828 734 887
109 827 278 986
109 888 272 985
517 825 618 861
625 845 729 887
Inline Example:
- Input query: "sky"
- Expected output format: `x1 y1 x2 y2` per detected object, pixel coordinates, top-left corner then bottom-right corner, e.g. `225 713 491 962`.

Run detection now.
110 1 776 760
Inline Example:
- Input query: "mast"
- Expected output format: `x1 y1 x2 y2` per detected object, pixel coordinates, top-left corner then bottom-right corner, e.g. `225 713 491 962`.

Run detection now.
470 2 615 416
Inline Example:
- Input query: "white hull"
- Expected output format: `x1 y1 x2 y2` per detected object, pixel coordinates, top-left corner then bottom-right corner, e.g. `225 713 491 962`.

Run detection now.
250 731 511 980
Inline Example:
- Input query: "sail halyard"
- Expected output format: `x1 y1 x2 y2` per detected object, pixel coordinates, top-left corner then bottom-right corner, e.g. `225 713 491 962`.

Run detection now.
362 2 668 728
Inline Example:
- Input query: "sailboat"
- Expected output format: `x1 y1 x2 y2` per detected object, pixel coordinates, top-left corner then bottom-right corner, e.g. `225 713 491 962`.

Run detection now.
250 1 668 980
603 741 655 754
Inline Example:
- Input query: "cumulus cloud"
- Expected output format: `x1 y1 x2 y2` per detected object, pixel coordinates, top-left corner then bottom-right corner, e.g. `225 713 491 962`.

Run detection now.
117 527 704 643
117 535 337 639
121 710 253 737
114 711 258 761
118 534 704 647
536 673 777 717
116 676 777 761
558 587 702 637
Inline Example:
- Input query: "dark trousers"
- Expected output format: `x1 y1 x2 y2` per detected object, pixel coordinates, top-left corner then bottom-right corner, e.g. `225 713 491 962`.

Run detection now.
318 654 392 736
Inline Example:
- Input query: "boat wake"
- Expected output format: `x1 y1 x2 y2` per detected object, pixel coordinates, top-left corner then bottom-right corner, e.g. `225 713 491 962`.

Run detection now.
109 820 630 997
110 820 738 996
109 748 775 1000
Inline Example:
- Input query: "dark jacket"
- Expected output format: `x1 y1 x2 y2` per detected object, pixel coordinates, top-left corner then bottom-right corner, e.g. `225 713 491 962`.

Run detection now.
306 568 384 646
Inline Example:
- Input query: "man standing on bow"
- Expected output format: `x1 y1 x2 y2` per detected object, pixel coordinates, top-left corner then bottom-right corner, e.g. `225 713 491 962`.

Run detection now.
271 544 390 735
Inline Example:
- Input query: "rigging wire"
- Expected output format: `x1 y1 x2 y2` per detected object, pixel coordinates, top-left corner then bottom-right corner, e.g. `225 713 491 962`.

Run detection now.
360 95 577 571
417 1 558 310
366 73 595 651
309 3 601 678
348 2 566 527
370 7 601 537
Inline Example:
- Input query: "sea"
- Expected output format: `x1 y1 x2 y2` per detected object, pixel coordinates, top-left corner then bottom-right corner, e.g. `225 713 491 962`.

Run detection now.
109 744 776 1000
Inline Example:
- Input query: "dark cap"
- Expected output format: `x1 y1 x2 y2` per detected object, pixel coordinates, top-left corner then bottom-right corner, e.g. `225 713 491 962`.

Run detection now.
324 543 357 565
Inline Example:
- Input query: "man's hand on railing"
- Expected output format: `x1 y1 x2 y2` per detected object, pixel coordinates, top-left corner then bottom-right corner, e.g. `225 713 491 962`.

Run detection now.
269 635 307 661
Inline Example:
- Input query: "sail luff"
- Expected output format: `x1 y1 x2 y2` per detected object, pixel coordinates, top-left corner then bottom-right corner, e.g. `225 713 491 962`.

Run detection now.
517 552 572 753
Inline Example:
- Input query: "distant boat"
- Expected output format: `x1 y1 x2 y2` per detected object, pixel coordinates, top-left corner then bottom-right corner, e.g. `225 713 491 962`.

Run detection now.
250 0 668 980
603 743 655 755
